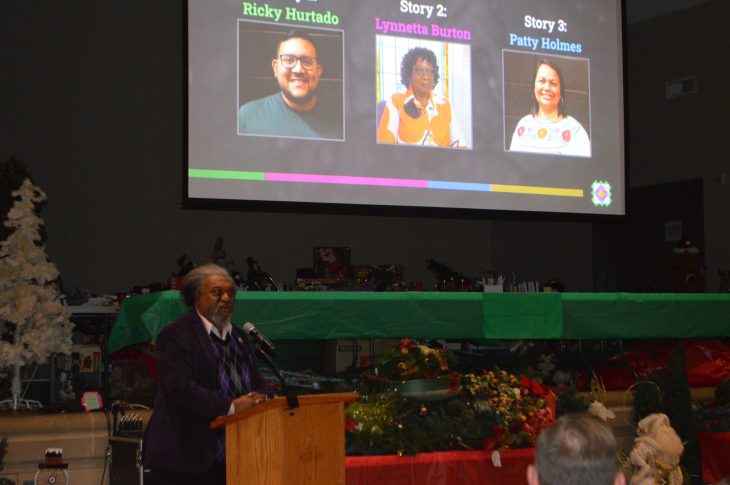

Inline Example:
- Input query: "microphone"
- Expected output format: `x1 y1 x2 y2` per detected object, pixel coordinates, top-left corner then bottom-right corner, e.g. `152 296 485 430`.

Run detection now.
243 322 277 358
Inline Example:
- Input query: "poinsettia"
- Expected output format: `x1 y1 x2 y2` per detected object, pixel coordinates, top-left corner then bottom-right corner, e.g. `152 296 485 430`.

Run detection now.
520 375 549 397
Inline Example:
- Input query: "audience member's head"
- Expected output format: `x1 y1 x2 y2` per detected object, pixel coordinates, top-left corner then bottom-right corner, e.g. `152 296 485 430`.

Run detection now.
527 413 626 485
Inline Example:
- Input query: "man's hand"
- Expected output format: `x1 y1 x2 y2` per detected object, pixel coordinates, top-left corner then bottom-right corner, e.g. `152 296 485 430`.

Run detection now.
232 392 267 413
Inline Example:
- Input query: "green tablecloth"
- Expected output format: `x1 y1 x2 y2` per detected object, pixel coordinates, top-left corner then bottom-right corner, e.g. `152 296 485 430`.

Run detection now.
107 291 730 354
561 293 730 338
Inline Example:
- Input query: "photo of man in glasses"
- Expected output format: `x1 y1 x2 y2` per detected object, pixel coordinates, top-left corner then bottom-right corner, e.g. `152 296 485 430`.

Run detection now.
238 28 343 140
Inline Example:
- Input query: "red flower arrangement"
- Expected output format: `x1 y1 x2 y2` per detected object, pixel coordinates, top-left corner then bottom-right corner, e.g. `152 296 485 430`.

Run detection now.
465 369 556 451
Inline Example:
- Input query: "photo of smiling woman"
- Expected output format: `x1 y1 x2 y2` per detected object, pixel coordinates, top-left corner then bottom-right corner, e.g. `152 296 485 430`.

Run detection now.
509 58 591 157
376 39 471 149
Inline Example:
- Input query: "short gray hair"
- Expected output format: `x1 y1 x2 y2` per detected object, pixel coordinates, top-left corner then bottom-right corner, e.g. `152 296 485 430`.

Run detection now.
535 413 619 485
180 263 233 307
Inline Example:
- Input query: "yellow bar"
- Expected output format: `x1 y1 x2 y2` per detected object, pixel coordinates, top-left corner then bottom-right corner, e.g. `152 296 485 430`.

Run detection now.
491 184 583 197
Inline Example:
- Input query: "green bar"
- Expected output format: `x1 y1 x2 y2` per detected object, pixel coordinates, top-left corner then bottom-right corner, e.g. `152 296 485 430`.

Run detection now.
482 293 563 339
562 292 730 339
188 168 265 180
107 291 730 354
109 291 487 353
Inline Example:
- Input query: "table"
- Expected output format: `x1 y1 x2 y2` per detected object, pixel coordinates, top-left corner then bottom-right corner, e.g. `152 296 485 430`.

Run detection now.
108 291 730 354
345 448 534 485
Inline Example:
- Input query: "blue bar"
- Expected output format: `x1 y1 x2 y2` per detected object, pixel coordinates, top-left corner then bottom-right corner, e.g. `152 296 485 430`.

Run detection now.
428 181 492 192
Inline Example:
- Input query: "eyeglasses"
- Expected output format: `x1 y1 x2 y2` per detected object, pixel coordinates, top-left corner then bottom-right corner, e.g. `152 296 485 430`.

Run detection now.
209 287 236 299
413 66 435 76
278 54 318 69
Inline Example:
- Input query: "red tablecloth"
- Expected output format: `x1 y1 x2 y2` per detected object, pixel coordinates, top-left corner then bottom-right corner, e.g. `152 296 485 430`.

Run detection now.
346 448 535 485
697 432 730 484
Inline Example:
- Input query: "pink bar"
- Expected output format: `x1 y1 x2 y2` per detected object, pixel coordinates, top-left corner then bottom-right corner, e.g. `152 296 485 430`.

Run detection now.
266 172 427 188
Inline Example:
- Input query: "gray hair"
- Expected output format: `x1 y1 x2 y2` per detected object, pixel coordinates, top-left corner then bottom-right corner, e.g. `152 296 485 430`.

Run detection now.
535 413 619 485
180 263 233 307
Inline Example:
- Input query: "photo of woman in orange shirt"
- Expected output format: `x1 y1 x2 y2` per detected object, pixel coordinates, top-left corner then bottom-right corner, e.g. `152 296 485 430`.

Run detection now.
377 47 466 149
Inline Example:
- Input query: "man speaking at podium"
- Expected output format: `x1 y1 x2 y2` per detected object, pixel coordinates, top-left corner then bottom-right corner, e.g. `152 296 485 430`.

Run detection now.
143 264 267 485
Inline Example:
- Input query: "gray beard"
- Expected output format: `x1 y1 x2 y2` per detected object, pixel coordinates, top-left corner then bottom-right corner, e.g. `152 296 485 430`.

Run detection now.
204 306 231 330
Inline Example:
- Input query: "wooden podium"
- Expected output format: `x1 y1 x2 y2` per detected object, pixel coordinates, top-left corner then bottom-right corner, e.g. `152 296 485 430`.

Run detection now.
211 392 359 485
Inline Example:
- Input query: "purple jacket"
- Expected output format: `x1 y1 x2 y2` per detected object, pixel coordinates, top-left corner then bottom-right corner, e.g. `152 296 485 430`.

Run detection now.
142 311 265 473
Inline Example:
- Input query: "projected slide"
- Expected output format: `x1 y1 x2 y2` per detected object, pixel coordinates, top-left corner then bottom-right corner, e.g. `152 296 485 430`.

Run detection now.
186 0 624 215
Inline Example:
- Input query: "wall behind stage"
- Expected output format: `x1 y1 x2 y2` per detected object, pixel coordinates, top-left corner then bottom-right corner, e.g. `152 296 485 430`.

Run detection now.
625 0 729 292
0 1 593 295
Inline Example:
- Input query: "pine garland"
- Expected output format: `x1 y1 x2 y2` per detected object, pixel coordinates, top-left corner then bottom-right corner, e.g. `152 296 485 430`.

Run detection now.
347 363 555 455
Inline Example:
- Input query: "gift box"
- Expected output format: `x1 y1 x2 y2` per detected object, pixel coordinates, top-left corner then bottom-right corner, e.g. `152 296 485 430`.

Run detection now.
313 247 351 280
355 264 405 291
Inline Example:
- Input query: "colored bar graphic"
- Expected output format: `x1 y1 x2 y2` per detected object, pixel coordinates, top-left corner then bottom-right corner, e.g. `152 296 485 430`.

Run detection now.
266 172 426 188
189 169 264 181
491 184 583 197
189 169 583 198
428 181 492 192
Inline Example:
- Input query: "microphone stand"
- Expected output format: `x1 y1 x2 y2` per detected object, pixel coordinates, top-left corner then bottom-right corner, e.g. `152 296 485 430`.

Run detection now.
265 274 279 291
255 347 299 410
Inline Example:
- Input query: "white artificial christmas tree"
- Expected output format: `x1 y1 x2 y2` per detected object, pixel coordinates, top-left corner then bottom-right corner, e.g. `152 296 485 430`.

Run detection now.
0 179 73 410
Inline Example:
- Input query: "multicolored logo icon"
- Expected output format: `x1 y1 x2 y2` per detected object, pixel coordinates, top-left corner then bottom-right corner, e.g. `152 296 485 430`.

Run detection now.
591 181 612 207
